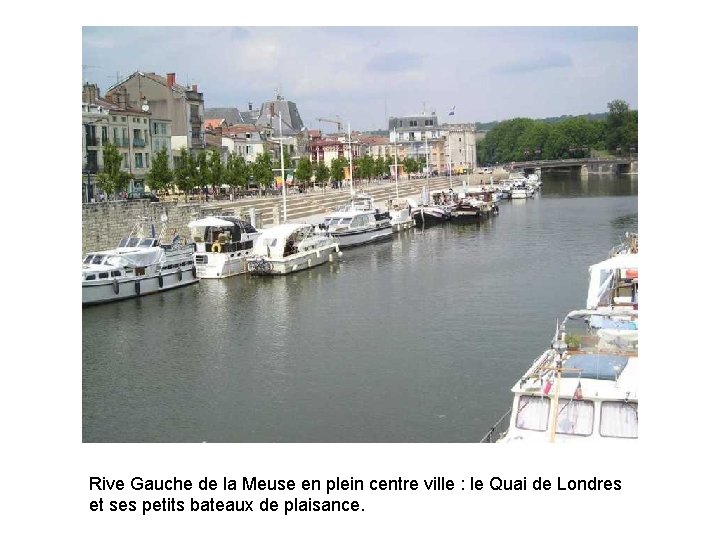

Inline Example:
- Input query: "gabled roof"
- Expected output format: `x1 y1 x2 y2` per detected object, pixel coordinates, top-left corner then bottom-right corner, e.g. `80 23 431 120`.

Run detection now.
205 107 242 124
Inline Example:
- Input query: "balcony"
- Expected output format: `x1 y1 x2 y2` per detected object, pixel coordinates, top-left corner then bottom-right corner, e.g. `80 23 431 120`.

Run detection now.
190 115 202 125
84 163 99 174
132 138 146 148
113 138 130 148
191 137 205 148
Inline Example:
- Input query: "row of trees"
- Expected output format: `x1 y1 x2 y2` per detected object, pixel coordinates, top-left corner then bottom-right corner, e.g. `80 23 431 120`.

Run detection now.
477 100 638 164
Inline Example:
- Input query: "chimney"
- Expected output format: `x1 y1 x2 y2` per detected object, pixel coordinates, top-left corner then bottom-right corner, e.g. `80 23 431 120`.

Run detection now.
82 83 98 104
166 73 176 87
192 84 197 92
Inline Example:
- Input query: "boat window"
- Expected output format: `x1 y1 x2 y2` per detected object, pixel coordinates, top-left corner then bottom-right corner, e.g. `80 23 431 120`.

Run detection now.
118 237 130 247
139 239 154 247
515 395 550 431
340 218 352 225
599 401 638 438
111 270 121 277
329 218 341 225
98 272 109 279
83 255 93 264
91 255 104 264
555 399 594 436
85 274 96 281
126 238 141 247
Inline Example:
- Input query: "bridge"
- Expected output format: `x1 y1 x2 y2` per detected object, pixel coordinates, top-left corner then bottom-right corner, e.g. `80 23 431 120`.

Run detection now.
510 157 637 176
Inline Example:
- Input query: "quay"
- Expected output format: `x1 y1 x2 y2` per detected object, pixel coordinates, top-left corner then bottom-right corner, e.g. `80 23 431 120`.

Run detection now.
82 173 501 255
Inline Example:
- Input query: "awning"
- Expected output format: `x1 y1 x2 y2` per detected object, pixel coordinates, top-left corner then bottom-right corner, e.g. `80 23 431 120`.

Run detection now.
187 217 236 228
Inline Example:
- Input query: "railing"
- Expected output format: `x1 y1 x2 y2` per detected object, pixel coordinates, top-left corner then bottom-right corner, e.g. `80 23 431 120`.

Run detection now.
191 137 204 148
479 408 512 443
132 138 146 147
190 115 202 124
113 138 130 147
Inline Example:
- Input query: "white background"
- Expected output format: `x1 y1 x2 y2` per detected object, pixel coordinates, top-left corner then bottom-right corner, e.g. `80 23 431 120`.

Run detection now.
2 2 716 538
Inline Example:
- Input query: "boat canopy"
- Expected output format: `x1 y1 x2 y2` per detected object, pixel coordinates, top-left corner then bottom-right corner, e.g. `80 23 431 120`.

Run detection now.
563 354 629 381
188 217 237 228
586 253 638 309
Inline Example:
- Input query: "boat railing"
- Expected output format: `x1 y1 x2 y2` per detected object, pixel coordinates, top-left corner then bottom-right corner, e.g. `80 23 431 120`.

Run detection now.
480 408 513 443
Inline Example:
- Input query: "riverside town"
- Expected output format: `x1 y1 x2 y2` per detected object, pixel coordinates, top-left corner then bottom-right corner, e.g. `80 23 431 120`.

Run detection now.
82 28 638 444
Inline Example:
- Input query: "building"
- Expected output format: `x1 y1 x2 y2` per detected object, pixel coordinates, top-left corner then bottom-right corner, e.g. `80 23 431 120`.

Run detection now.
225 124 266 163
388 113 477 174
82 86 110 202
106 72 205 157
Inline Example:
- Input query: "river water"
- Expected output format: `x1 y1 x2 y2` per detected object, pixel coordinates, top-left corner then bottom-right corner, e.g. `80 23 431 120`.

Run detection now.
82 173 638 442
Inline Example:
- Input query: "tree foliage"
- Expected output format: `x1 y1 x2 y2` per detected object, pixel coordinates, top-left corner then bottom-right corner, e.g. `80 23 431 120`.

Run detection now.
295 157 314 184
208 149 224 189
252 153 274 191
146 147 174 193
330 157 348 183
174 148 196 201
314 161 330 187
97 142 133 197
476 100 638 163
356 154 375 179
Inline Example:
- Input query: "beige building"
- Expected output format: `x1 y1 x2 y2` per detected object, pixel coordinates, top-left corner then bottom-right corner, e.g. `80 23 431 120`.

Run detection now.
106 72 205 157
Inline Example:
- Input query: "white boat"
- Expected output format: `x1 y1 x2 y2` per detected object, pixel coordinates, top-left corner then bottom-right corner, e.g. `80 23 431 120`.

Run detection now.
246 223 341 275
484 233 639 443
82 218 198 306
386 198 415 231
496 308 638 443
188 216 262 278
317 195 394 247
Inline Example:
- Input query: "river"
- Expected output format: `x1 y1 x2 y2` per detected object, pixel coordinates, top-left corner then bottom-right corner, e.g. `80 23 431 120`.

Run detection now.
82 173 638 442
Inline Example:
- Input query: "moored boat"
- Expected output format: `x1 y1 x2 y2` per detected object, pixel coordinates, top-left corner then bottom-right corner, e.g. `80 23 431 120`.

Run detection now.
82 218 198 306
188 215 262 278
317 195 394 248
247 223 341 275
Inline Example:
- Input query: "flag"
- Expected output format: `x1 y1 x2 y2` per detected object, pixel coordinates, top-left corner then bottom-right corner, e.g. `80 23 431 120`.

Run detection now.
573 380 583 401
448 106 455 116
542 376 553 395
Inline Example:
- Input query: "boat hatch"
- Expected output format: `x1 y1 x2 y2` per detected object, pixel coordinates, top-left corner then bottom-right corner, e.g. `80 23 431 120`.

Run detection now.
563 355 629 381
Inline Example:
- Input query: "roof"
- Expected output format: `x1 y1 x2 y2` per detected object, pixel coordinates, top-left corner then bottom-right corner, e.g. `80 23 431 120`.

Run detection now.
257 223 313 239
204 118 226 130
204 108 242 125
589 253 638 272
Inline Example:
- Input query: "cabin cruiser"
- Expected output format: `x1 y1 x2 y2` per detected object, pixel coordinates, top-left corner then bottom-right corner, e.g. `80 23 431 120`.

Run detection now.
483 233 639 442
451 187 498 221
386 198 415 231
317 195 393 247
82 218 198 306
496 308 638 443
246 223 341 275
412 188 456 226
188 215 262 278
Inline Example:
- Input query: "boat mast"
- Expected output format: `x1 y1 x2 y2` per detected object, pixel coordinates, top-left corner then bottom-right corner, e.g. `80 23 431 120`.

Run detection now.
280 110 287 223
347 122 353 194
393 128 399 199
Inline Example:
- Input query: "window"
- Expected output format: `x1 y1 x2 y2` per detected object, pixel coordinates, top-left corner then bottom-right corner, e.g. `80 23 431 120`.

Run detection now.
121 116 126 122
425 119 433 126
410 120 417 127
122 153 129 168
600 401 638 438
101 126 107 143
556 399 594 436
85 274 96 281
99 272 109 279
515 395 549 431
112 116 117 122
144 118 147 124
135 153 143 168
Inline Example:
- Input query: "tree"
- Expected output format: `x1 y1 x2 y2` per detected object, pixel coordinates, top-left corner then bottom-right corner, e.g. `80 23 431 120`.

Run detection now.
224 154 250 193
174 148 196 202
146 147 174 194
295 156 314 186
315 161 330 187
208 149 224 190
605 99 637 154
97 142 133 198
195 150 210 190
374 156 388 178
330 157 348 184
357 154 375 179
252 152 274 193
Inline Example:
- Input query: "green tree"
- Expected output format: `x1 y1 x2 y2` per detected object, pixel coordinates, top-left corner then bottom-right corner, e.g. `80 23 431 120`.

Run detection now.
97 142 133 198
252 152 274 193
195 150 210 189
295 156 314 186
374 156 388 178
357 154 375 179
224 154 250 193
330 157 348 184
315 161 330 187
146 147 174 194
174 148 196 202
208 149 224 190
605 100 637 154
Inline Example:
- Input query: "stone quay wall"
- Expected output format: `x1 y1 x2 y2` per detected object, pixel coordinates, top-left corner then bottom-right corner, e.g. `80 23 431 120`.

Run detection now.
81 200 261 255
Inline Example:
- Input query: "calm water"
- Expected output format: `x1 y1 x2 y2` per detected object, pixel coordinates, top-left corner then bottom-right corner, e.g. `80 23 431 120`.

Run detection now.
82 173 638 442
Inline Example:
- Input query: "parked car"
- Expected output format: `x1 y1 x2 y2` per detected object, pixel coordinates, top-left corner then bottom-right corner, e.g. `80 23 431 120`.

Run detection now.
127 192 160 202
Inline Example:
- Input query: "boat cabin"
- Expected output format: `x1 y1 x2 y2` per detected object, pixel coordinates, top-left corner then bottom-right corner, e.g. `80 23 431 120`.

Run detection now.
189 216 258 254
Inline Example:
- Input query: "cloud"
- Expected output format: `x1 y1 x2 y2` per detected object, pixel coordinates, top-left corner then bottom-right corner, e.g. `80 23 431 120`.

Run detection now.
493 52 573 74
366 51 424 72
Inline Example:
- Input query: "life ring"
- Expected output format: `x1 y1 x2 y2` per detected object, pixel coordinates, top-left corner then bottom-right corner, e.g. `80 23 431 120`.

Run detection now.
112 279 119 295
211 242 222 253
135 281 141 296
158 274 164 288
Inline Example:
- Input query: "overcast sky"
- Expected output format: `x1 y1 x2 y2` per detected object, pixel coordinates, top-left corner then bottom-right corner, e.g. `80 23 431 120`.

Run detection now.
82 26 637 132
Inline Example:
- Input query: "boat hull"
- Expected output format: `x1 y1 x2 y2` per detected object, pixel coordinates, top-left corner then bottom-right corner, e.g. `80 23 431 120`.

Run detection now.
247 245 341 275
193 249 253 279
82 267 198 306
331 225 394 247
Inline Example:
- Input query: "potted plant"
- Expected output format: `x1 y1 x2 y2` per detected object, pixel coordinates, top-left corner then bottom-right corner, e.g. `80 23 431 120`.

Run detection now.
565 334 581 350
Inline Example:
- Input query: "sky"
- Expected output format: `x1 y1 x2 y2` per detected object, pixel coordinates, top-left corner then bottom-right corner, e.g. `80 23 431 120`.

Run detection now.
82 26 637 133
